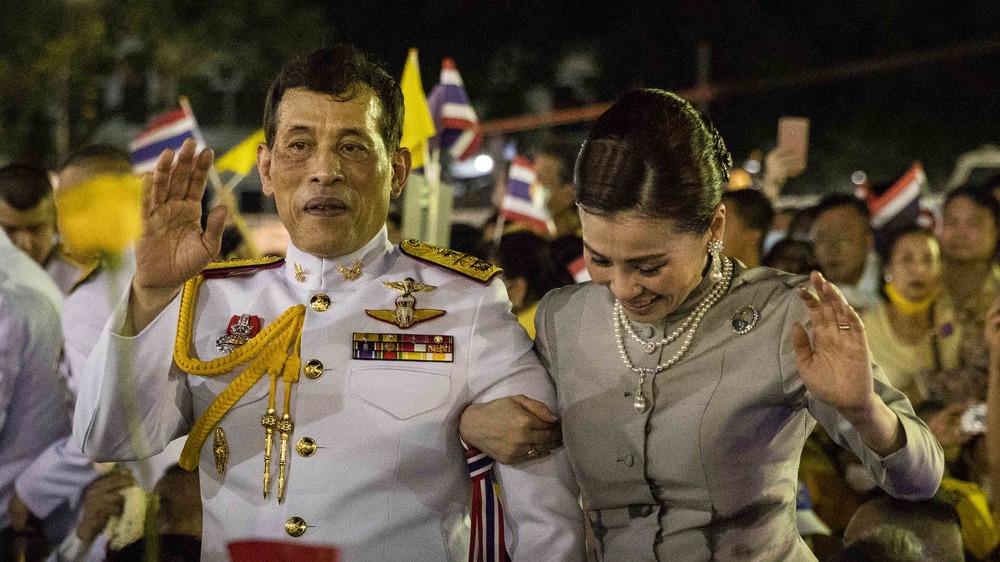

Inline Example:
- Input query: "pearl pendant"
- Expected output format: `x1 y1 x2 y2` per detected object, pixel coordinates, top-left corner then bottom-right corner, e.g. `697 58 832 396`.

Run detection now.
710 268 724 283
633 392 647 413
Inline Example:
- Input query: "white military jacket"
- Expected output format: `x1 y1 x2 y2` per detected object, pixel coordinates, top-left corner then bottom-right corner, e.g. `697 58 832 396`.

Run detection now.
1 231 70 531
74 228 584 562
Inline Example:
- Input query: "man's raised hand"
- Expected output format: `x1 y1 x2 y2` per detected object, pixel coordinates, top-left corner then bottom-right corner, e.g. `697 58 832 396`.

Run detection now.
129 138 227 333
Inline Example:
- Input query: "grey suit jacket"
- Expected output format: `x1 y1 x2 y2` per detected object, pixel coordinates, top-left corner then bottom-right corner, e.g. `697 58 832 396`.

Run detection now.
535 263 943 561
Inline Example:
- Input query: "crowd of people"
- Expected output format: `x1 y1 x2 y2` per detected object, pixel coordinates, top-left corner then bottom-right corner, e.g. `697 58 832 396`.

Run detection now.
1 41 999 562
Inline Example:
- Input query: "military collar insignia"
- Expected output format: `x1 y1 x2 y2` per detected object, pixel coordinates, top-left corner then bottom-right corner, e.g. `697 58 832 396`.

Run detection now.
216 314 263 353
366 277 445 329
337 259 363 281
399 239 502 283
731 305 759 335
293 263 305 282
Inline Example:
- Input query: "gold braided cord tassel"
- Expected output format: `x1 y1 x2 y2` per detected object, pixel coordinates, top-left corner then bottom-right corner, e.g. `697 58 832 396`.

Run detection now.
173 275 306 471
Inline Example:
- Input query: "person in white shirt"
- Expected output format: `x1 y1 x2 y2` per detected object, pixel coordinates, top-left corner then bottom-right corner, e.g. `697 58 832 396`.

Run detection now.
0 229 70 555
74 44 583 562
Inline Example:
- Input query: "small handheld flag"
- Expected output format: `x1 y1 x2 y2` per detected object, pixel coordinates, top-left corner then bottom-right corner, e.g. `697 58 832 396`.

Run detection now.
862 162 926 255
427 58 482 162
216 129 266 176
500 156 555 236
129 98 205 173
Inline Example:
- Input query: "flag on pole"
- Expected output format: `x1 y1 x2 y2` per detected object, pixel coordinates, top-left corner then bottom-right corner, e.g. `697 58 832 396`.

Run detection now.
862 162 927 256
216 129 265 176
129 109 198 173
500 156 555 236
427 58 482 162
128 98 205 173
400 49 437 170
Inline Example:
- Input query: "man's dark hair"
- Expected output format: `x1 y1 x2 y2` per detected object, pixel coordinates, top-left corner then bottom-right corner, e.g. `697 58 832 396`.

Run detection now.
263 45 404 151
722 189 775 235
0 164 53 210
492 231 568 303
60 144 132 173
944 184 1000 229
827 525 925 562
813 192 872 226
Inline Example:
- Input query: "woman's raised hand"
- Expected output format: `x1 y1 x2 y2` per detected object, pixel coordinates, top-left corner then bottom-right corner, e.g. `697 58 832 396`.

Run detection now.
792 271 875 412
792 271 905 455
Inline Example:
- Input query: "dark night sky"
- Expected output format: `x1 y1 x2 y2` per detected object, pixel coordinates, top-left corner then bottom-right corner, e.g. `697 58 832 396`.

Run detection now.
324 1 1000 194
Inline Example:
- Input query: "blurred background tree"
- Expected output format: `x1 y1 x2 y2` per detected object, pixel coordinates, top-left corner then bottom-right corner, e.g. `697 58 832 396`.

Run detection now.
0 0 331 168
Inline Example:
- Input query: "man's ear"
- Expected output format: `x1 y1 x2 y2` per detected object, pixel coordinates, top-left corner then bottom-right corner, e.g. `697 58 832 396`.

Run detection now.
390 148 412 199
258 143 274 197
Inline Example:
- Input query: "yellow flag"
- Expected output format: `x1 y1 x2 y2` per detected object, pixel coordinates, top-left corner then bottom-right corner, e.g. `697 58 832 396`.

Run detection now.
216 129 266 175
400 49 436 169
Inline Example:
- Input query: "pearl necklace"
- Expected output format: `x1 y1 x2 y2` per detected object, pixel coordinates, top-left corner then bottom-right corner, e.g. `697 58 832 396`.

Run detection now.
615 256 733 413
618 302 694 354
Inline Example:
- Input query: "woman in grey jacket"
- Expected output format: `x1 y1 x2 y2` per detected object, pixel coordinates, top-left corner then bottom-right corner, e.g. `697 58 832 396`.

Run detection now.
462 89 943 561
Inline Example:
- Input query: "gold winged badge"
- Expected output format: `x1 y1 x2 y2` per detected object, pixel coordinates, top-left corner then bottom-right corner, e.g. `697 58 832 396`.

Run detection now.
366 277 445 329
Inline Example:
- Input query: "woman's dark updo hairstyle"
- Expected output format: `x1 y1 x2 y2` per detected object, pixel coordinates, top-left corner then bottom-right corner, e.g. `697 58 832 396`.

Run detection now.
574 88 732 234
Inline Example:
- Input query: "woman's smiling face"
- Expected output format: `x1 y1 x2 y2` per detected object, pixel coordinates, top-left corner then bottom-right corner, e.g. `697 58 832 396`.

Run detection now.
581 206 725 323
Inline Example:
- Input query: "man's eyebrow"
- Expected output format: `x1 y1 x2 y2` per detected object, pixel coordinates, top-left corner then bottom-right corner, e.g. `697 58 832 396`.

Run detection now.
283 124 314 135
281 125 374 140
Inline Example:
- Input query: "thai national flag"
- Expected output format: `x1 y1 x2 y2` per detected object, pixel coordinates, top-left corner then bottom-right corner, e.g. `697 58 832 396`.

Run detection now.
129 105 203 173
863 162 926 255
500 156 555 235
427 58 482 161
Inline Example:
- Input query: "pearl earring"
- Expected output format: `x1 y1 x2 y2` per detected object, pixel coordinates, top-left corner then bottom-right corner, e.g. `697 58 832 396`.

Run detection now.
709 239 724 283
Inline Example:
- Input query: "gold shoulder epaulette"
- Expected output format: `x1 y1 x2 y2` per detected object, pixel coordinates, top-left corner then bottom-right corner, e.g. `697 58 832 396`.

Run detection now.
202 255 285 280
399 239 502 283
68 258 103 294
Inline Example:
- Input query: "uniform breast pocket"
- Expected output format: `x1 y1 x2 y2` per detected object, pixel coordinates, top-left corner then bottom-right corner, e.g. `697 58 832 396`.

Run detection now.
349 366 451 420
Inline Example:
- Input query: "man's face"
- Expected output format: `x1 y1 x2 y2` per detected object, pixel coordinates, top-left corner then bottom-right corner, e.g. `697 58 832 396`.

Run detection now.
810 206 871 285
0 196 56 264
535 154 574 215
258 86 410 258
939 196 998 263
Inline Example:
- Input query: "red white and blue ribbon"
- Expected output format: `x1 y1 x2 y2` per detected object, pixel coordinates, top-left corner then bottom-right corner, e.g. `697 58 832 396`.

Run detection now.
464 441 511 562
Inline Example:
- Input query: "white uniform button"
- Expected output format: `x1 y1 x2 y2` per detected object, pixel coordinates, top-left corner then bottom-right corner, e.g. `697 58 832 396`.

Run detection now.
310 294 331 312
285 516 307 537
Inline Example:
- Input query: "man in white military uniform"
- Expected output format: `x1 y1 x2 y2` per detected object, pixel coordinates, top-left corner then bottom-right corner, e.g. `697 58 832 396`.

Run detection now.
0 229 71 554
74 45 583 561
